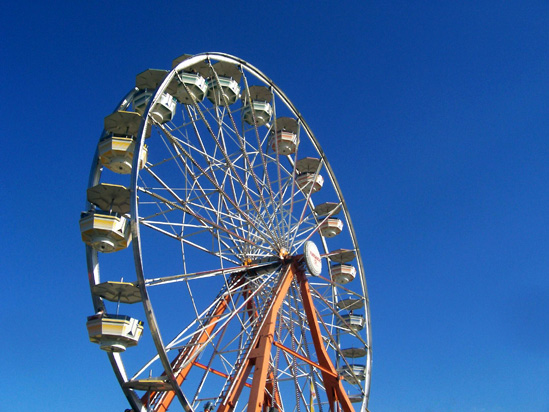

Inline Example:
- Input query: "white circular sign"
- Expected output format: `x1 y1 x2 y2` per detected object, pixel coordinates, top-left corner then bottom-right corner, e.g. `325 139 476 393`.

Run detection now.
304 241 322 276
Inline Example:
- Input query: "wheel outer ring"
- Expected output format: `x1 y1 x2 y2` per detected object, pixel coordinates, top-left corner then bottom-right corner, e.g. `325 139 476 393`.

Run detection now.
128 52 372 410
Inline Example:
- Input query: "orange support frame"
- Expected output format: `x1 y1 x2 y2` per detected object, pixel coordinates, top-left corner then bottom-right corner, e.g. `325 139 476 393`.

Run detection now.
217 258 353 412
296 269 354 412
217 263 296 412
143 279 236 411
145 258 354 412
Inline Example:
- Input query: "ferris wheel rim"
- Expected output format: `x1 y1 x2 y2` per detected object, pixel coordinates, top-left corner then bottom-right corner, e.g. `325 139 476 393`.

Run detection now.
131 52 371 410
86 52 372 412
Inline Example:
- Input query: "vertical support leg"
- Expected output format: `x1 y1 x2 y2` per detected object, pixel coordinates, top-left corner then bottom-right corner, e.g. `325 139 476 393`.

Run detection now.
147 282 235 411
218 264 295 412
296 269 353 412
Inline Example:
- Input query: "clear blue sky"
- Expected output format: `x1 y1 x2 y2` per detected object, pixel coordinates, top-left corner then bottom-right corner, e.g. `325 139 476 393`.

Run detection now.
1 1 548 411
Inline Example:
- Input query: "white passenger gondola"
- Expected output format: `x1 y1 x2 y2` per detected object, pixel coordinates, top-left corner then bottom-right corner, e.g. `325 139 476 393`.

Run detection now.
150 92 177 124
99 111 149 174
86 313 144 352
80 184 132 252
244 101 272 126
328 249 357 284
134 69 177 123
319 217 344 237
80 212 131 253
297 173 324 194
134 90 176 124
337 314 365 332
205 61 241 106
171 53 208 104
175 72 207 104
242 86 273 126
336 364 366 384
295 158 323 193
269 117 298 154
331 264 357 284
207 77 240 106
98 136 148 174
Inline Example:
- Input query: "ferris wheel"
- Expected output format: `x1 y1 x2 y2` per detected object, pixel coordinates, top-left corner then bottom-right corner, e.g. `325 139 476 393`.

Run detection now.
81 52 372 412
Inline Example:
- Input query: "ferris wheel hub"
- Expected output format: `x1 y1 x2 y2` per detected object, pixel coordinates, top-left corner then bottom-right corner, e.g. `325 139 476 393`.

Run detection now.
278 248 289 259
